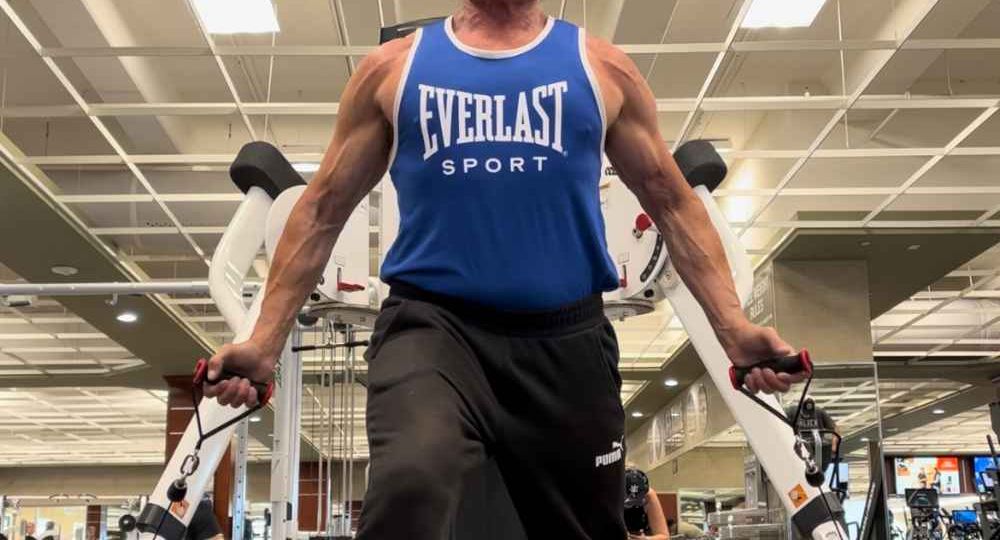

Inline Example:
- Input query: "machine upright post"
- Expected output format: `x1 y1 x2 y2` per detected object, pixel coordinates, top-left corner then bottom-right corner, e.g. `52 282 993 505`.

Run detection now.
327 324 336 536
232 420 250 540
270 332 302 540
346 324 355 528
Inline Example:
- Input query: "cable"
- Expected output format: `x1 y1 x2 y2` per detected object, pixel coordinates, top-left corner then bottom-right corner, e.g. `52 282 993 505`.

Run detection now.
737 367 848 540
791 375 814 428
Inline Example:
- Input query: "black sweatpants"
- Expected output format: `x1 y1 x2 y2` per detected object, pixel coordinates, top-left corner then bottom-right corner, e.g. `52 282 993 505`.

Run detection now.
356 281 627 539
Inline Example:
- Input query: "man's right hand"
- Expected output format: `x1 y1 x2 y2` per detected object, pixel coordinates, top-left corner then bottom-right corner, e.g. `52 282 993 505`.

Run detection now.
202 340 277 408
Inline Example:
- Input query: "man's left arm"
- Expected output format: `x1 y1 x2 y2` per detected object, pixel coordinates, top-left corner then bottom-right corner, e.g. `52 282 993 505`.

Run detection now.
592 39 803 394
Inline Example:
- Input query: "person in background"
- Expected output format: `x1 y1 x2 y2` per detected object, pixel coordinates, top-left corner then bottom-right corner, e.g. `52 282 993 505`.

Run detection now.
38 522 56 540
185 499 223 540
625 469 669 540
23 521 37 540
785 397 839 468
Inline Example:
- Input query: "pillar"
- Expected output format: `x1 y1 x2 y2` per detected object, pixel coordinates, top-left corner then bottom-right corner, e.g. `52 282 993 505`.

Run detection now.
85 505 105 540
297 462 327 532
751 260 874 364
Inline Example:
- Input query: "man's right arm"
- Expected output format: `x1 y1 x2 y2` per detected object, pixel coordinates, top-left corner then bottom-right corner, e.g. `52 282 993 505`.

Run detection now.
205 38 411 407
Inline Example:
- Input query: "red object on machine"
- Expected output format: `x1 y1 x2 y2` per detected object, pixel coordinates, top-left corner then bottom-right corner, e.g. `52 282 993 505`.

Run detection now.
633 213 654 236
337 281 365 292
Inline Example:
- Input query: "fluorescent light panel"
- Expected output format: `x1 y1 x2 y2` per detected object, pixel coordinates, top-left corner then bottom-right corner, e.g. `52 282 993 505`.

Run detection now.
193 0 280 34
742 0 826 29
116 311 139 323
293 163 320 173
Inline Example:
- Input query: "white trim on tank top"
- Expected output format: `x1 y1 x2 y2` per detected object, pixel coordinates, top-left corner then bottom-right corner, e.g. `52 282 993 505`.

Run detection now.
387 27 424 172
444 15 556 59
577 27 608 154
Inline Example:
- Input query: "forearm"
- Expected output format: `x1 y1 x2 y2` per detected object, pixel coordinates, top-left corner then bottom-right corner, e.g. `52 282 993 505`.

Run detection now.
249 192 348 358
650 187 747 337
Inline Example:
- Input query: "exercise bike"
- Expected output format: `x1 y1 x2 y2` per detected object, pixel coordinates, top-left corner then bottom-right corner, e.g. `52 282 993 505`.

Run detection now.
904 488 943 540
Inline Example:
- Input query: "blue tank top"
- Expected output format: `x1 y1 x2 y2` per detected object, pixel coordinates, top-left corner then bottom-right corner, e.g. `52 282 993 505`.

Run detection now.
381 17 619 310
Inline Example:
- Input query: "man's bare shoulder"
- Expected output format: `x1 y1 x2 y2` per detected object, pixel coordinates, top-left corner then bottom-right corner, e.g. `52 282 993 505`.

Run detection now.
584 34 643 87
359 33 416 79
352 34 416 113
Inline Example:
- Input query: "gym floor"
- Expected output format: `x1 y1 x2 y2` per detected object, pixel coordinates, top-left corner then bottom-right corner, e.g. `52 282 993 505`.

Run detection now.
0 0 999 539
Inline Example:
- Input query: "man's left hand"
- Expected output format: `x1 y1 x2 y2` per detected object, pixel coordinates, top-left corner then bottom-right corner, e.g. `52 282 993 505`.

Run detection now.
721 322 804 394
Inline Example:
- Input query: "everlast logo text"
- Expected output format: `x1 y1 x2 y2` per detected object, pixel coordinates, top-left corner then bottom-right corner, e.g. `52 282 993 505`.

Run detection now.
417 82 570 176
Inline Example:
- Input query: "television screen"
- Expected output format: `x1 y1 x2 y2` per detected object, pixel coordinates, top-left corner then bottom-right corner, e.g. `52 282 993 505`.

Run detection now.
905 488 939 509
974 457 997 492
894 457 960 495
952 510 978 525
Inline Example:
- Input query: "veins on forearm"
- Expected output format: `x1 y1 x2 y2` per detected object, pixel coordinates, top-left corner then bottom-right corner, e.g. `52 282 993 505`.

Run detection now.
651 191 744 331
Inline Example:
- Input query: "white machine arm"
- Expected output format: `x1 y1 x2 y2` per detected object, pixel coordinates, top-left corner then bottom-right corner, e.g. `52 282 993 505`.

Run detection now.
138 143 307 540
604 140 845 540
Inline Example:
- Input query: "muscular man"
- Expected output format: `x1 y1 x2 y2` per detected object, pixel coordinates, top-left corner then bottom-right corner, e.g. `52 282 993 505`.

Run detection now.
205 1 804 537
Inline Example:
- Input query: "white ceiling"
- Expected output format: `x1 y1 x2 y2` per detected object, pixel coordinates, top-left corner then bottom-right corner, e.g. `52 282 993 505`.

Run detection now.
703 376 986 485
0 263 146 377
0 0 998 465
0 385 271 465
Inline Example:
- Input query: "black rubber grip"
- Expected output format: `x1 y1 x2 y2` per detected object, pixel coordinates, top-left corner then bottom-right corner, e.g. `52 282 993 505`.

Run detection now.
729 350 812 389
193 358 274 406
206 368 270 399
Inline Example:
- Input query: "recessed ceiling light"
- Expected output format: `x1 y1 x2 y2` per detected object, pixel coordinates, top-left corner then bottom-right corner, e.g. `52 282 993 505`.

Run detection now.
193 0 280 34
250 416 262 423
631 411 644 418
742 0 827 29
932 408 945 415
50 265 79 277
859 241 872 247
907 244 921 251
293 163 320 173
116 311 139 323
664 378 679 387
671 412 681 418
861 437 870 442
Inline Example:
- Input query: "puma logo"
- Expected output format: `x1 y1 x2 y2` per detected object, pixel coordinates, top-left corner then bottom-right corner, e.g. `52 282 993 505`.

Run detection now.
595 438 624 468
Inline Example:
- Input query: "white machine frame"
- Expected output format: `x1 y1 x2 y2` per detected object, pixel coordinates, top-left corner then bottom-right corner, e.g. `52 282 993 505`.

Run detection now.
133 143 843 540
136 184 303 540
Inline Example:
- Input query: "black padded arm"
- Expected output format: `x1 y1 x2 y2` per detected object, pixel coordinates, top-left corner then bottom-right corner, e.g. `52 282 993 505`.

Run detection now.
229 141 306 199
674 140 728 193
